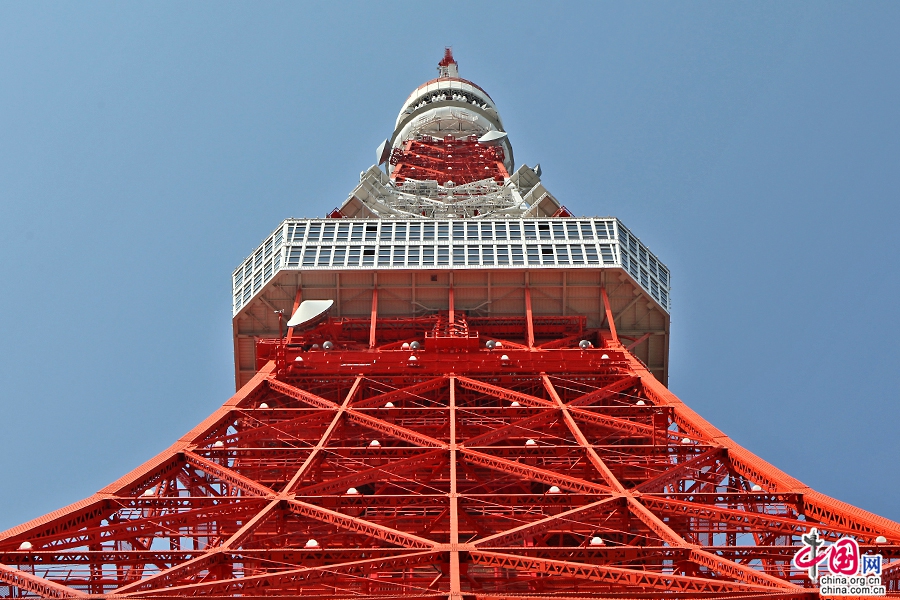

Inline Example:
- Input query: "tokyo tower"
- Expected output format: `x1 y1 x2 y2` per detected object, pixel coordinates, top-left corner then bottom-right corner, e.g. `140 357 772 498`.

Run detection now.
1 49 898 599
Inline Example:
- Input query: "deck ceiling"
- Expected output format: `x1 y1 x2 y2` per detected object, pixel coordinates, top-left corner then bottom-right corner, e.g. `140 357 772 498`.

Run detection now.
233 267 669 389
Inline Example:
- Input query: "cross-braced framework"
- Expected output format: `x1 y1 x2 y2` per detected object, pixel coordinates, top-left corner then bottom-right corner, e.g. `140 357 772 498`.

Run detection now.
386 137 519 219
2 307 899 600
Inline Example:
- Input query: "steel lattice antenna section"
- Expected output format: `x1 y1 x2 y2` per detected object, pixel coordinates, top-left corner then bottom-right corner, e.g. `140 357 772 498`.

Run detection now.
1 49 899 600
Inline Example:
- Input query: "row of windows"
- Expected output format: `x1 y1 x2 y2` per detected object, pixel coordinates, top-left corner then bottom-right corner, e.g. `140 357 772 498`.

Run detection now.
234 220 670 313
234 229 284 289
285 219 616 244
234 253 281 309
620 252 668 308
284 243 615 269
619 228 668 284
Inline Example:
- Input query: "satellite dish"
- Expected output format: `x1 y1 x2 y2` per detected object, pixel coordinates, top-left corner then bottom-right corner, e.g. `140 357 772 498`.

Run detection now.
287 300 334 329
376 139 391 165
478 130 508 145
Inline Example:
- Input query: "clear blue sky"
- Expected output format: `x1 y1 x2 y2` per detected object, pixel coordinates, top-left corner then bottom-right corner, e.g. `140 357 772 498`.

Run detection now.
1 2 898 530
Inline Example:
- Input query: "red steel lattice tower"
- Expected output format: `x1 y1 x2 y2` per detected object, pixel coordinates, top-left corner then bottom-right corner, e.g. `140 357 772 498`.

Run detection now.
2 50 899 600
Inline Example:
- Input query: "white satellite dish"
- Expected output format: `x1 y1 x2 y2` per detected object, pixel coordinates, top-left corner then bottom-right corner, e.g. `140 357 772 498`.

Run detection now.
478 130 508 145
287 299 334 329
376 139 391 165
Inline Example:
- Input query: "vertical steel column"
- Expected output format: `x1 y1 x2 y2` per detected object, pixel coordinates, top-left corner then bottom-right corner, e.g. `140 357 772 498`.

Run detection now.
524 275 535 349
448 377 462 599
369 275 378 349
448 273 455 326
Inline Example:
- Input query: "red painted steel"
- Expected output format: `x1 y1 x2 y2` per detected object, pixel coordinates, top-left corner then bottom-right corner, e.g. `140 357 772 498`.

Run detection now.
1 312 898 599
390 137 508 187
3 49 898 597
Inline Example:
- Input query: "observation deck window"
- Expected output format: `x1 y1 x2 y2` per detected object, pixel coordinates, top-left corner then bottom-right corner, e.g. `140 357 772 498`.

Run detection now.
524 223 536 240
365 224 377 241
362 247 375 266
557 246 570 264
308 223 322 241
481 222 493 239
424 223 435 240
392 246 405 266
351 224 363 241
287 247 301 267
453 247 465 265
409 246 420 265
453 223 465 238
483 245 494 264
596 222 611 239
509 222 521 239
424 246 435 264
323 224 336 242
438 223 449 240
467 223 477 239
303 248 316 266
334 247 346 266
601 245 615 264
571 245 585 264
539 222 551 240
396 223 407 241
541 245 554 264
512 246 524 264
288 223 307 243
337 224 349 241
438 246 449 265
319 247 333 266
410 223 421 240
552 223 564 238
378 247 390 266
580 222 593 239
381 223 393 240
467 245 479 264
348 247 360 266
567 222 579 238
497 245 510 264
496 222 508 240
586 246 600 264
527 246 540 264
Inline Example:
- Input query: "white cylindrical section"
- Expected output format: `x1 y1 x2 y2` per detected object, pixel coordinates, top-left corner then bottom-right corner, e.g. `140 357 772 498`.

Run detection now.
392 106 513 173
396 80 498 129
392 78 514 173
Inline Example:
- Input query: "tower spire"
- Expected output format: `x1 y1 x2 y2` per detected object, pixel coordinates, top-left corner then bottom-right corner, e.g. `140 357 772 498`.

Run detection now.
437 46 458 78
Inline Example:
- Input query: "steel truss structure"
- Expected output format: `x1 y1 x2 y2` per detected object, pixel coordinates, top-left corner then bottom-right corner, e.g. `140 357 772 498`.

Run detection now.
2 309 899 599
3 49 899 600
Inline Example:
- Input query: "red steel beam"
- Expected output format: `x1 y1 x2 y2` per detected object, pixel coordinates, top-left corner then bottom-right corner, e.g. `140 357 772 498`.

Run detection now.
600 286 618 344
287 500 436 549
459 448 611 495
469 550 769 593
473 497 624 547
